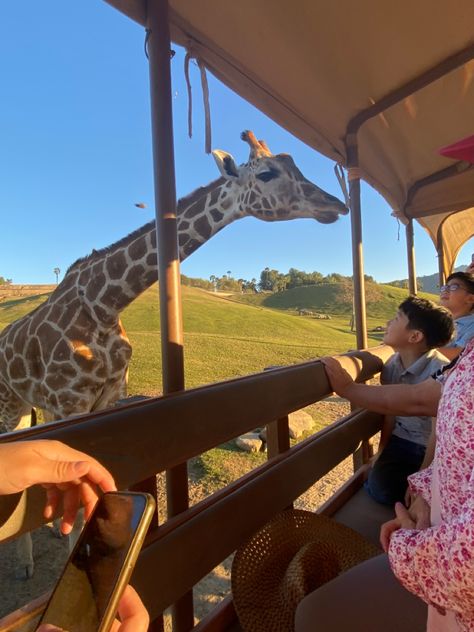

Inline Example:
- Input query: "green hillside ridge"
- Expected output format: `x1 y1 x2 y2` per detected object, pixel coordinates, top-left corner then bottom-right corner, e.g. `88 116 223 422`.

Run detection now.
229 282 438 318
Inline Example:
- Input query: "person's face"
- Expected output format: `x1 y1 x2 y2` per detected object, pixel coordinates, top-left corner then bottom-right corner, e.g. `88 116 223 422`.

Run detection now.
383 310 420 348
439 280 474 316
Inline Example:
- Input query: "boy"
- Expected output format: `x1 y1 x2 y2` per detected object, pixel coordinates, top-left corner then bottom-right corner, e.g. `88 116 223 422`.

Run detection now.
366 296 453 505
438 270 474 360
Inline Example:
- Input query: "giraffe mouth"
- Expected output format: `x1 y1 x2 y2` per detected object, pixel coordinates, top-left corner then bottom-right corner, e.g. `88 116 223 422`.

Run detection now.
314 210 342 224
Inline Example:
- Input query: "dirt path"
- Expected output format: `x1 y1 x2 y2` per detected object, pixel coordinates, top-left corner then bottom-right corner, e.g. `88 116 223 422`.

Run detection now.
0 398 355 624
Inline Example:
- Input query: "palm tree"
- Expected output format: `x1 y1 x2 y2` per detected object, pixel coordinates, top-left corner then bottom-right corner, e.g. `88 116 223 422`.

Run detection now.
53 267 60 284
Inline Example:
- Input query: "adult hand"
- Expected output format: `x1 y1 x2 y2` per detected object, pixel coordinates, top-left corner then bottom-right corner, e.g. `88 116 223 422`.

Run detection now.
320 357 355 396
407 494 431 530
37 585 149 632
0 440 116 534
380 502 415 552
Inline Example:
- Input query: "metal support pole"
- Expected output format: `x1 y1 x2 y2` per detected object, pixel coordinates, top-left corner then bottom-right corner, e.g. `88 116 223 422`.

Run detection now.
345 135 368 350
147 1 193 629
406 220 417 295
438 244 446 287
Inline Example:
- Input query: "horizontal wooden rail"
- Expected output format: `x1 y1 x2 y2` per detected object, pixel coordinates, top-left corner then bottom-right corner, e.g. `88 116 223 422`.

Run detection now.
0 347 390 543
0 408 383 632
132 408 383 618
0 348 391 631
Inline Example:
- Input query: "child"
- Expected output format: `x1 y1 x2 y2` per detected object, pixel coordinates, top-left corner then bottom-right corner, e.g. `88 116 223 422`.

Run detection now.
438 270 474 360
366 297 453 506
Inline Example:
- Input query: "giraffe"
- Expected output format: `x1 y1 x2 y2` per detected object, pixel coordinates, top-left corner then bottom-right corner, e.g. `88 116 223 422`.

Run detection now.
0 130 347 577
0 130 347 432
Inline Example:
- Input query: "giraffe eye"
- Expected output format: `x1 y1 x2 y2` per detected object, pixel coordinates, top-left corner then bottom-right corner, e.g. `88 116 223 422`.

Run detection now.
256 168 279 183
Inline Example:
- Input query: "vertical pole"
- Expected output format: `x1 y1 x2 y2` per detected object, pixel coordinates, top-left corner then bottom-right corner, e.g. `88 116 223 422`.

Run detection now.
345 134 368 350
147 1 193 630
438 246 446 287
406 219 417 295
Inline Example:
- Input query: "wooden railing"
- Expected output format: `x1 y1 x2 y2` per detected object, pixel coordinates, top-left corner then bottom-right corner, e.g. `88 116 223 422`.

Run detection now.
0 346 392 631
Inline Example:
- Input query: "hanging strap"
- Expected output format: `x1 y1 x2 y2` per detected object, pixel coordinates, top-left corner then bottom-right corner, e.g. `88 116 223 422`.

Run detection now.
184 51 212 154
334 164 350 207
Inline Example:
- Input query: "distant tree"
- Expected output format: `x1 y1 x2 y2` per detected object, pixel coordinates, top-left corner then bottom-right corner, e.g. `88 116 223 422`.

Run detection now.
53 267 61 284
181 274 213 290
324 272 346 283
258 267 288 292
0 276 12 285
242 278 258 293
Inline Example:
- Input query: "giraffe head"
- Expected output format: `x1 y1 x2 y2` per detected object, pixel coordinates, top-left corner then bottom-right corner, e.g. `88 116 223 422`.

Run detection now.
211 130 348 224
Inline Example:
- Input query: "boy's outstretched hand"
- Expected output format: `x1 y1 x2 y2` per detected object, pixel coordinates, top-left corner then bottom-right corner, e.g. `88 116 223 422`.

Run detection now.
320 356 356 396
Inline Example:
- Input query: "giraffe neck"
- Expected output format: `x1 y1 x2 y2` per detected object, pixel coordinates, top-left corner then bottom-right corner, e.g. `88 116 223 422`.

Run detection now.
60 177 240 324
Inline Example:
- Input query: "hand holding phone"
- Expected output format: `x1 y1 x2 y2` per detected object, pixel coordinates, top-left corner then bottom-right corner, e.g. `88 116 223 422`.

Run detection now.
36 492 155 632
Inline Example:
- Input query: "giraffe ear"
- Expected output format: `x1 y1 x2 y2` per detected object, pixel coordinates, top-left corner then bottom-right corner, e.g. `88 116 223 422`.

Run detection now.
212 150 240 179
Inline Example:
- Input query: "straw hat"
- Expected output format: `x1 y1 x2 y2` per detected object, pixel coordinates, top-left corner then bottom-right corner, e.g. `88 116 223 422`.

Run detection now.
231 509 380 632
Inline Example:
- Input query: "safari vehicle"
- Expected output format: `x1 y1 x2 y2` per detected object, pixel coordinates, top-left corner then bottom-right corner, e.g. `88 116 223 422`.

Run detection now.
1 1 474 630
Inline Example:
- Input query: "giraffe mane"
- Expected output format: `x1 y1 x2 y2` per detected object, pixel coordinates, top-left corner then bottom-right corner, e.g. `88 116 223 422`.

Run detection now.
65 176 228 275
176 176 226 210
66 221 156 273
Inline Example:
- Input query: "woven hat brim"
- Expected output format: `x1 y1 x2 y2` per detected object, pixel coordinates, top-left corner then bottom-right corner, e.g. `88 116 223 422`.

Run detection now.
231 509 380 632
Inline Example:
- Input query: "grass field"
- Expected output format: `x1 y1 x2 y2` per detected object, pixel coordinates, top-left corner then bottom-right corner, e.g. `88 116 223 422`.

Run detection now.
0 283 438 396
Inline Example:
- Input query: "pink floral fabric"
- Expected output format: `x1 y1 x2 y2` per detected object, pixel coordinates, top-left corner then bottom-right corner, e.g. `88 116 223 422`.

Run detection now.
388 339 474 631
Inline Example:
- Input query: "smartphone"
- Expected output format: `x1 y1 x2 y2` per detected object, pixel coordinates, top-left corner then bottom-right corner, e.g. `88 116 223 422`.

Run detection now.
36 491 155 632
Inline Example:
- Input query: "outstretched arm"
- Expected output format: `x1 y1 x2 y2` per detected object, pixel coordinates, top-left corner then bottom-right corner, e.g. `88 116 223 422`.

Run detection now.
321 357 441 416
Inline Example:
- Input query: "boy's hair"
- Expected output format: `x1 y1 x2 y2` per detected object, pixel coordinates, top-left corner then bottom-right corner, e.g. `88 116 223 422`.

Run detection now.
446 271 474 295
398 296 454 349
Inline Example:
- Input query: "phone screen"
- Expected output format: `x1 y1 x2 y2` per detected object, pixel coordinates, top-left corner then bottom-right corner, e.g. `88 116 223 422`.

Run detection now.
38 493 150 632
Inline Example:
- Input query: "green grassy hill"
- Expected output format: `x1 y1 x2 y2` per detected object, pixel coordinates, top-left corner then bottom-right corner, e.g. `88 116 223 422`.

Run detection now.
0 283 437 397
230 282 438 319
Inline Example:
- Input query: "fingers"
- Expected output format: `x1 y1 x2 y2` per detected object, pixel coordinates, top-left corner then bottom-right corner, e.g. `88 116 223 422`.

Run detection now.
60 485 81 534
380 518 401 553
114 586 149 632
394 501 415 529
33 441 117 493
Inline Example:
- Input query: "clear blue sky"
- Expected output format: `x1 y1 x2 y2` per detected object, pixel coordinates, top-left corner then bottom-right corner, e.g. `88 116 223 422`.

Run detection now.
1 1 472 286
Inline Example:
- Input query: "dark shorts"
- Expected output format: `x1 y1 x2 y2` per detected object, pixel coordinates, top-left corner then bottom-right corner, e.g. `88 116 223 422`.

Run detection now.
365 435 426 506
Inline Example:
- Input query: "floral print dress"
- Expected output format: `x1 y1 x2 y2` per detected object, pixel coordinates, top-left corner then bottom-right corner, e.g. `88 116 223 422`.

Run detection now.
388 340 474 631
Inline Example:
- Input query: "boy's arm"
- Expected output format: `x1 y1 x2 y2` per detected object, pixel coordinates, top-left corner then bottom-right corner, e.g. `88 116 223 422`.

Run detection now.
321 357 442 417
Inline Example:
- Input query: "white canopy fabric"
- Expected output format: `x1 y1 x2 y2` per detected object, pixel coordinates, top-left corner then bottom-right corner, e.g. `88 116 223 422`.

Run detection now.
105 0 474 275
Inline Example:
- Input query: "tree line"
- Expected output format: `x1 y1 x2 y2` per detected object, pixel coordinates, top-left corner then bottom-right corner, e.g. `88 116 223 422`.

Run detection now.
181 268 377 294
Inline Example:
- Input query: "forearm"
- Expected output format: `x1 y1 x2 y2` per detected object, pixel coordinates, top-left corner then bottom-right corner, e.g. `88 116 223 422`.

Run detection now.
389 514 474 614
438 346 462 361
341 380 440 416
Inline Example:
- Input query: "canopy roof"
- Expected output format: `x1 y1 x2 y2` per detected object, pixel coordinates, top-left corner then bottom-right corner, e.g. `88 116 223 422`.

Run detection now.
106 0 474 274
